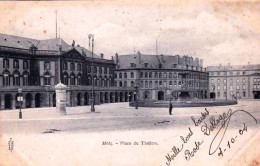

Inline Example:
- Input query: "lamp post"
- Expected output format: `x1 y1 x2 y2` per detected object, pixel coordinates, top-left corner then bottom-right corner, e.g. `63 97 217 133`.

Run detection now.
134 82 139 109
18 88 23 119
88 34 95 112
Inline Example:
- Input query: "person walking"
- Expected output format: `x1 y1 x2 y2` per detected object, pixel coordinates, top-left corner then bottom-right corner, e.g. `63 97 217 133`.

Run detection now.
169 100 173 115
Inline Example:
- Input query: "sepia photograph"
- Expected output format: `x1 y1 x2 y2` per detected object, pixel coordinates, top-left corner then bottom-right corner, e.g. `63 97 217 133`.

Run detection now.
0 0 259 166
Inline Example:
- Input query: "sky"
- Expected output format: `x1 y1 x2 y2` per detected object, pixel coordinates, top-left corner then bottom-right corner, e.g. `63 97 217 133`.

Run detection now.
0 0 259 66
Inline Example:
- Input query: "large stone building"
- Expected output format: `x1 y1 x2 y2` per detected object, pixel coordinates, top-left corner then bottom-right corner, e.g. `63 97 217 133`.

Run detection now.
207 64 260 100
0 33 134 110
114 52 209 101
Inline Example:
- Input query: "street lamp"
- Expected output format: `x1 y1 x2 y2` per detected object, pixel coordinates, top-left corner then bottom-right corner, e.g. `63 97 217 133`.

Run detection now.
88 34 95 112
134 82 139 109
18 88 23 119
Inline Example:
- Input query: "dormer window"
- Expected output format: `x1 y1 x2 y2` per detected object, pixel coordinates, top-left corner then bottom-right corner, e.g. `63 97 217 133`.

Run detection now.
144 63 148 68
158 64 162 68
172 64 177 68
130 63 136 67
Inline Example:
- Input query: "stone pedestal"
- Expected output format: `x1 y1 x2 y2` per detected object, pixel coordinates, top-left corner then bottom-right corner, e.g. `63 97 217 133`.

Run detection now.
55 83 67 115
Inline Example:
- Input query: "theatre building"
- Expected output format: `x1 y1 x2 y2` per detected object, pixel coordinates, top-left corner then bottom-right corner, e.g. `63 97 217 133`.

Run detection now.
114 52 209 101
207 64 260 100
0 33 133 110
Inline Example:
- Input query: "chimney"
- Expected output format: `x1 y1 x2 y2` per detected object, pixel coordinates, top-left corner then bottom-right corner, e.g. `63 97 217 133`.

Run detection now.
137 51 141 66
100 53 104 59
115 53 119 63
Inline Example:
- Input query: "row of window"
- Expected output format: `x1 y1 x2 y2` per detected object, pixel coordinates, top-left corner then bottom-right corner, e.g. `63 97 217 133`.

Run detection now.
211 78 247 84
253 78 260 83
117 80 207 88
216 91 246 98
86 66 111 74
3 74 29 86
62 62 82 71
3 59 29 69
213 84 247 91
130 63 203 71
253 84 260 89
210 71 247 76
116 72 207 80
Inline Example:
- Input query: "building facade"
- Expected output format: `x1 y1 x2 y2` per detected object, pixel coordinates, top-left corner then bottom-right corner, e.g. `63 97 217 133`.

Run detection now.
114 52 209 101
207 64 260 100
0 33 134 110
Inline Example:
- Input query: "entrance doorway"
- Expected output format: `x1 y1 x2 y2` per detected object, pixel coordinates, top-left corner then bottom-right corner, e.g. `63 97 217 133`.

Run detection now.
254 91 260 99
210 92 216 99
158 91 164 100
4 94 12 109
35 93 41 108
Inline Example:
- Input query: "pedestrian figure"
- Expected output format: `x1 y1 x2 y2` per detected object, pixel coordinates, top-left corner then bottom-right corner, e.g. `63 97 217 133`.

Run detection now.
169 101 173 115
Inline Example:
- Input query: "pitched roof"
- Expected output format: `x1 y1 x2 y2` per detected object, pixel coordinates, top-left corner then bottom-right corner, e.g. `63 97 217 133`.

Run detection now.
0 33 99 58
206 64 260 71
116 53 202 69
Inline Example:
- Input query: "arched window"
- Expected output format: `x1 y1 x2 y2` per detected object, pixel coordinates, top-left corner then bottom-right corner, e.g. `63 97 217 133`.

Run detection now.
124 72 127 78
104 76 108 87
140 72 143 78
145 72 148 78
149 72 152 78
119 73 122 79
63 72 68 85
124 81 127 87
140 81 144 88
149 81 152 88
119 81 122 87
159 81 162 87
169 81 172 87
77 74 82 85
131 81 134 87
131 72 134 78
44 72 51 86
159 73 162 78
23 72 29 86
3 71 10 86
155 81 158 88
94 76 97 86
169 73 172 78
99 67 102 74
145 81 148 88
93 66 97 73
104 68 107 74
155 72 158 78
13 71 20 86
163 72 167 78
70 73 75 85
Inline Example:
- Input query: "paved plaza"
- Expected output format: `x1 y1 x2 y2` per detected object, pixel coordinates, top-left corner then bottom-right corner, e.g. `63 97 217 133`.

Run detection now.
0 100 259 166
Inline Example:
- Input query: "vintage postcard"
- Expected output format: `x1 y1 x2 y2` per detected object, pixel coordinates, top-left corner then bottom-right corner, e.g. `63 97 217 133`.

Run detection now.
0 0 259 166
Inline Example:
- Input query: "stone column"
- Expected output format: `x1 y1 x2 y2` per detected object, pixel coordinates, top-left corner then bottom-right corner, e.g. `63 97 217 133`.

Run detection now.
31 94 35 108
1 94 5 110
22 94 26 109
55 83 67 115
12 96 16 110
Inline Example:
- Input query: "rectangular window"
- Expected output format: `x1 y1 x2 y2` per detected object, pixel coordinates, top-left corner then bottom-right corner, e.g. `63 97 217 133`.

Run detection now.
217 92 220 97
44 76 50 85
3 74 9 86
23 60 29 69
211 79 214 84
243 84 246 90
223 85 227 90
242 78 246 83
3 59 9 68
23 75 28 86
236 85 240 90
13 60 19 69
77 64 82 71
217 79 220 84
13 75 20 86
236 78 239 83
223 79 226 84
44 62 50 70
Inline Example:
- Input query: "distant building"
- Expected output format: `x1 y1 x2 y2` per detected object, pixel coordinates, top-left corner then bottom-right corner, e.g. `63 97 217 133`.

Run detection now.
114 52 209 101
0 33 133 110
207 64 260 100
